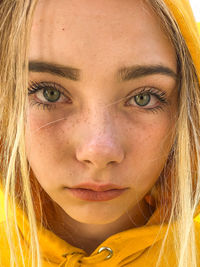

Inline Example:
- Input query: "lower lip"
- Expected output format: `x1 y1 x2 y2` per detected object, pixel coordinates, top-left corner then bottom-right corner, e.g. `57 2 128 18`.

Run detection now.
66 188 127 201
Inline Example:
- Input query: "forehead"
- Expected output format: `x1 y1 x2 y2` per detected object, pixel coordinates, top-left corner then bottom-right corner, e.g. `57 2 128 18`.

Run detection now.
29 0 176 75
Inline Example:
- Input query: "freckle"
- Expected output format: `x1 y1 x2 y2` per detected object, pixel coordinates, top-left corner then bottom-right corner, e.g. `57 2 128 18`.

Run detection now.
62 28 65 31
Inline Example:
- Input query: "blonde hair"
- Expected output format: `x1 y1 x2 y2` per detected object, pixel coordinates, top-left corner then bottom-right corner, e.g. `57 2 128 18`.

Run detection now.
0 0 200 266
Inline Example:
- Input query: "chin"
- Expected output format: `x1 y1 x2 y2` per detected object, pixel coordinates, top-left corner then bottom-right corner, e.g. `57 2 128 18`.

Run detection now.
65 207 122 225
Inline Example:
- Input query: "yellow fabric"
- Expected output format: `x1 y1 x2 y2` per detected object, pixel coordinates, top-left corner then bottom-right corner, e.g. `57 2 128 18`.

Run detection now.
164 0 200 84
0 0 200 266
195 213 200 223
198 22 200 34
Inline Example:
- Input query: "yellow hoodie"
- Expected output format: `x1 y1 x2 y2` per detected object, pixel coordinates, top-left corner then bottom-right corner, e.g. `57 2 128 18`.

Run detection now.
0 0 200 266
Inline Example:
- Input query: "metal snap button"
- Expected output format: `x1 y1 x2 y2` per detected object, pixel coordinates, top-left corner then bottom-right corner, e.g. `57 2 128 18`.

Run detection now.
97 246 113 260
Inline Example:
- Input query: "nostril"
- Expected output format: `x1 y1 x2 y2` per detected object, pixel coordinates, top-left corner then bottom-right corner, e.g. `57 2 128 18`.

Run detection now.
84 160 91 164
108 161 116 165
84 160 116 165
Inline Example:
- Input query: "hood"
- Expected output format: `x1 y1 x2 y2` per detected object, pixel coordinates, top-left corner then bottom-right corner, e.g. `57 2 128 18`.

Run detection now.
164 0 200 83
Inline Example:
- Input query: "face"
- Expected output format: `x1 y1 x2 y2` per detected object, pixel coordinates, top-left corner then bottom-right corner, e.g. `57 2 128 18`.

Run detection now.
26 0 178 226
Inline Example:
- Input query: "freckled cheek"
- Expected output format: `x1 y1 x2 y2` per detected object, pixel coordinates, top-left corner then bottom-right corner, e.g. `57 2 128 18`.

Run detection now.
25 107 66 128
127 115 175 164
24 126 70 189
145 121 173 153
25 113 63 158
25 125 67 157
124 120 174 192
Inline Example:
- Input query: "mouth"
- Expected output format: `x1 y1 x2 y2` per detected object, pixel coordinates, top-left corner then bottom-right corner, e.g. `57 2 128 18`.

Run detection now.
65 187 128 201
68 182 127 192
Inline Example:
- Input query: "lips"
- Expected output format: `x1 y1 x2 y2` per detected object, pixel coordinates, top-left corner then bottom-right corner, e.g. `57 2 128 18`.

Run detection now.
69 182 126 192
66 188 128 201
65 182 128 201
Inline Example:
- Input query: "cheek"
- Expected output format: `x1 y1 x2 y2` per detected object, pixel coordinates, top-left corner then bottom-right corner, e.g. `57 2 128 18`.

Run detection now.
124 113 175 188
138 121 173 155
25 107 71 151
127 104 176 154
25 112 72 188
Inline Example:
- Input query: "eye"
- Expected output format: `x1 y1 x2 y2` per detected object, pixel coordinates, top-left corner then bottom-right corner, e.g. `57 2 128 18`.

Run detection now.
126 92 157 108
28 81 72 110
125 87 168 112
43 88 61 102
134 93 151 106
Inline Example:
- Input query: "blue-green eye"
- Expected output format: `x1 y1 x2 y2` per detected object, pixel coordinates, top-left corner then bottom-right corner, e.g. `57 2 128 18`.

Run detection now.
43 88 61 102
134 94 150 106
28 81 72 111
125 87 168 110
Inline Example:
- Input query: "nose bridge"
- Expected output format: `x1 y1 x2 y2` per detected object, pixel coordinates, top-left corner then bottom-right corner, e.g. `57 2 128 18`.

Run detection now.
75 105 125 169
88 105 114 137
83 103 119 144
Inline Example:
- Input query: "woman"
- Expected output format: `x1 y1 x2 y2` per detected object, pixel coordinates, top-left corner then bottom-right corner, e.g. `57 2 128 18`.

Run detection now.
0 0 200 266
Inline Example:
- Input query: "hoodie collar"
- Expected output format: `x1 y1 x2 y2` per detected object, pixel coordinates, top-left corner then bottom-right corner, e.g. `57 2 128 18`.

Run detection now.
15 203 177 267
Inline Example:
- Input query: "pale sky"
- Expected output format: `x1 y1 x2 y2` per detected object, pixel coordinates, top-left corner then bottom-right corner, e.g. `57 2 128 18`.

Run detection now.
190 0 200 21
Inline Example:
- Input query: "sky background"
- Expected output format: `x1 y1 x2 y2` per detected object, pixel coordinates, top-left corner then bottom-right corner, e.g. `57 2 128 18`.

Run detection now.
190 0 200 21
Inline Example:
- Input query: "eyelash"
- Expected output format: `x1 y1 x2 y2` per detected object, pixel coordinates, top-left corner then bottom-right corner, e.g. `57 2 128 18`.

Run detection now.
28 81 168 113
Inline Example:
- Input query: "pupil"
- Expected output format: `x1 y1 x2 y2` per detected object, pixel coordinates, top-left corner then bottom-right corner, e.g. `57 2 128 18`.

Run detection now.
135 94 150 106
43 88 60 102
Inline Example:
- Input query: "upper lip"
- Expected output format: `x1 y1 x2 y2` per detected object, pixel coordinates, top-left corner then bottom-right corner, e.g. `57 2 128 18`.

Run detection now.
69 183 127 192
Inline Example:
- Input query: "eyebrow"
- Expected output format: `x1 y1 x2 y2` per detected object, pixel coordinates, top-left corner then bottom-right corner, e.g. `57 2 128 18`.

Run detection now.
29 61 80 81
29 61 177 81
118 65 177 81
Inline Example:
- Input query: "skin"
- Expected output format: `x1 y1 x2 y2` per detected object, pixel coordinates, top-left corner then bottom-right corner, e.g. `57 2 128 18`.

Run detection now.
25 0 178 254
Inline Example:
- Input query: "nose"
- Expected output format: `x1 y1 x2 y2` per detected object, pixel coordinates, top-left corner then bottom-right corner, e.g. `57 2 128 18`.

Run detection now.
75 113 125 170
